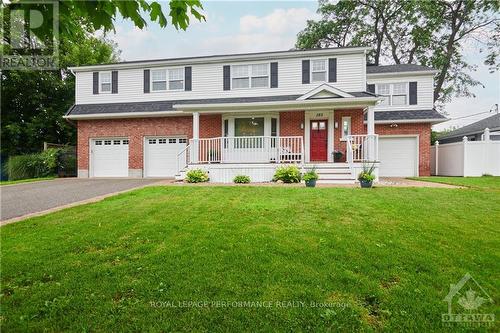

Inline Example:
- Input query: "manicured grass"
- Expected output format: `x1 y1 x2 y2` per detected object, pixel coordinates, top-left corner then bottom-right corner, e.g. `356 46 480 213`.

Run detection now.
411 176 500 190
0 177 55 186
1 184 499 332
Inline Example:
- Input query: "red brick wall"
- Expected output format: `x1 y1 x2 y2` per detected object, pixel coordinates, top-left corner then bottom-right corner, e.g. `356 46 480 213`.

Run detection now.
375 123 431 176
77 117 192 170
279 111 304 137
333 109 364 161
200 114 222 138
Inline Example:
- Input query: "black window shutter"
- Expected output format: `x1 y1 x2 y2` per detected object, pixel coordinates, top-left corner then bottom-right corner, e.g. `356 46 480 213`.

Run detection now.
223 65 230 91
302 60 310 84
185 66 192 91
144 69 150 93
328 58 337 82
270 62 278 88
93 72 99 94
111 71 118 94
367 84 375 93
409 81 418 105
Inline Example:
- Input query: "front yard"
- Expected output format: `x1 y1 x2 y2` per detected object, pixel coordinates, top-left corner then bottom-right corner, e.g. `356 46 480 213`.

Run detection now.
1 178 499 332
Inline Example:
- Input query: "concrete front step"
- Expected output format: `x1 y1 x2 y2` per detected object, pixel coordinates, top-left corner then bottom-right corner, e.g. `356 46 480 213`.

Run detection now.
316 179 356 184
318 173 354 180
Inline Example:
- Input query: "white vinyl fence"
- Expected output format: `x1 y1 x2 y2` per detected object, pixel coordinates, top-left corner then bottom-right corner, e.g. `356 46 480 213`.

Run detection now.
431 129 500 176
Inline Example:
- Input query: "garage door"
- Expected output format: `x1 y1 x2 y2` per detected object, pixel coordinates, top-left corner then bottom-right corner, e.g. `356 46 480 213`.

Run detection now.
91 138 129 177
144 137 187 177
379 136 418 177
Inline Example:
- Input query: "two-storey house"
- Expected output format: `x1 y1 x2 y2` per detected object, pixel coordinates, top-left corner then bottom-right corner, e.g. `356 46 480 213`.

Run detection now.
65 47 446 183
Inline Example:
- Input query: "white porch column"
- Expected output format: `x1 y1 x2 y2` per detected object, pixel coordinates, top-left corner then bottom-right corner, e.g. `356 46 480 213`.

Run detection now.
484 127 490 141
366 106 376 161
367 106 375 135
192 112 200 163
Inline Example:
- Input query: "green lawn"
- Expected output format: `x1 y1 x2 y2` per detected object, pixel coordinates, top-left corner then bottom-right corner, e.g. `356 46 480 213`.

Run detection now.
0 177 56 186
1 179 499 332
411 176 500 190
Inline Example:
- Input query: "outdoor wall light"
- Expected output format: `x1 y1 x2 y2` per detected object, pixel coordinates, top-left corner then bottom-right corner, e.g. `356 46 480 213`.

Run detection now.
300 122 304 129
335 121 339 129
390 123 398 128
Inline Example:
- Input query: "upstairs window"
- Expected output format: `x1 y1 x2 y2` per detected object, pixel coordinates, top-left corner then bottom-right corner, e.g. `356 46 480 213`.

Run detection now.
151 68 184 91
168 68 184 90
152 70 167 91
376 83 409 106
232 64 269 89
100 72 111 93
311 59 327 82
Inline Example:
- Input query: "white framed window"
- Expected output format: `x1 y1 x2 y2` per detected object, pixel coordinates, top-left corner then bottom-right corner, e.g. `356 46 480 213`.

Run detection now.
392 82 408 105
100 72 111 93
151 68 184 91
341 116 351 139
231 63 269 89
311 59 327 82
152 69 167 91
168 68 184 90
376 82 409 106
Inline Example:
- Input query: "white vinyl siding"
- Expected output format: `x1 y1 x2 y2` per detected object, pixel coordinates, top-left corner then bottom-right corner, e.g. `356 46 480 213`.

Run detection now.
367 75 434 111
75 53 366 104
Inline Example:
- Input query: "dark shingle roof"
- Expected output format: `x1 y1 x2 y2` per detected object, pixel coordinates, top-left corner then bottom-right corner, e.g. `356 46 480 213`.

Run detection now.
66 92 375 116
366 64 436 74
363 109 446 123
438 113 500 139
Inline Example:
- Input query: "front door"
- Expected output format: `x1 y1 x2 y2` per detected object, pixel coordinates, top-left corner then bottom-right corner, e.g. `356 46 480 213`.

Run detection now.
310 120 328 161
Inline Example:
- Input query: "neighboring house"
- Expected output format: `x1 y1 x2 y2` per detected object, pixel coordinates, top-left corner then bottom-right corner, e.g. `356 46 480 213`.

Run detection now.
438 113 500 144
65 47 446 183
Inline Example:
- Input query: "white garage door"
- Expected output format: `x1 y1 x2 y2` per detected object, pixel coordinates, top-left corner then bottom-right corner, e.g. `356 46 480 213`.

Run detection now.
379 136 418 177
91 138 129 177
144 137 187 177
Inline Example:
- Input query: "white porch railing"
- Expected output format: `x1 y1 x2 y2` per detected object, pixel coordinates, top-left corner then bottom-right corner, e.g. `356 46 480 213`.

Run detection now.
346 134 379 164
177 136 304 170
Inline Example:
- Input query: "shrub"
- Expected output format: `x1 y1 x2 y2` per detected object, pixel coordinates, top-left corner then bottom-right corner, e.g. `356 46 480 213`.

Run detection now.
273 165 301 183
358 163 376 182
185 168 209 183
302 169 318 182
233 175 250 184
5 148 62 180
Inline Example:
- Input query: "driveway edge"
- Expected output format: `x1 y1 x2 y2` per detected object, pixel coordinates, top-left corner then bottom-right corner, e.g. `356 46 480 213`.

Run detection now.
0 181 165 227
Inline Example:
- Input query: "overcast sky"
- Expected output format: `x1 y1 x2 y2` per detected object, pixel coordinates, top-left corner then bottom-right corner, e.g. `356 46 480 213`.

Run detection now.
109 0 499 131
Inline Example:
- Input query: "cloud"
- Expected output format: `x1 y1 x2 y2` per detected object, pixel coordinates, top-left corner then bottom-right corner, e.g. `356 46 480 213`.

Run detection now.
240 8 315 34
202 7 318 54
111 25 158 60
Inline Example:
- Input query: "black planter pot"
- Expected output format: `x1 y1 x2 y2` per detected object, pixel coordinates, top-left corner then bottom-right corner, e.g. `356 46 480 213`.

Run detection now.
305 179 317 187
359 180 373 188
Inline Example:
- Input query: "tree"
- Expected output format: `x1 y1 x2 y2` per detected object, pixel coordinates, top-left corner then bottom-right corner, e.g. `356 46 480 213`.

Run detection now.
1 0 206 160
1 32 120 158
296 0 499 106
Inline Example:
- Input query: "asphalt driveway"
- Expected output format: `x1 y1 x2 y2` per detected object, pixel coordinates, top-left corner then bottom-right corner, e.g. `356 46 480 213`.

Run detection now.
1 178 162 222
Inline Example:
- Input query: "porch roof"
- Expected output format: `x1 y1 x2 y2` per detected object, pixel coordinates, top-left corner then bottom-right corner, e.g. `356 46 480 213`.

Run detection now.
363 109 447 124
64 92 378 119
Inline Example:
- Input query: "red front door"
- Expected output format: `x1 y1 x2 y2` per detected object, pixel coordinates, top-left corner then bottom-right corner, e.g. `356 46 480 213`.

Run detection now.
310 120 328 161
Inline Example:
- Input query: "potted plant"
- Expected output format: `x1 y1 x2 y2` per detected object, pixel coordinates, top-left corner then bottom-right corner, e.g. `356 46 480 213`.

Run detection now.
333 150 344 162
302 168 319 187
358 163 376 188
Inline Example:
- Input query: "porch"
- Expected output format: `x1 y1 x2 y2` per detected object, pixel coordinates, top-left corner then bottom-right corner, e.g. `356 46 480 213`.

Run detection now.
175 87 380 183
